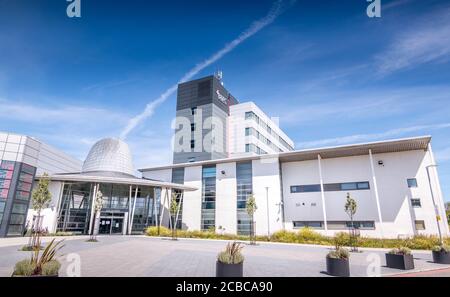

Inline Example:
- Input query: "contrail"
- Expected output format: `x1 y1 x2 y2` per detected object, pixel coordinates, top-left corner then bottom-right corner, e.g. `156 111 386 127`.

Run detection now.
120 0 288 140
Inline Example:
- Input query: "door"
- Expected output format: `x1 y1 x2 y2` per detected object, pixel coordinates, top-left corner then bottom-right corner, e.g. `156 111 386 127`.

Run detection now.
111 218 123 234
99 219 111 234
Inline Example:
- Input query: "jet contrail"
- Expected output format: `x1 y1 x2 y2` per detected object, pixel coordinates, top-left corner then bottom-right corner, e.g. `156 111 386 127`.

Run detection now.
120 0 288 140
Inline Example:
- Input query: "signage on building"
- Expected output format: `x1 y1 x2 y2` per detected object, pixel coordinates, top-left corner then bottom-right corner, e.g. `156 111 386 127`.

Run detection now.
216 90 229 105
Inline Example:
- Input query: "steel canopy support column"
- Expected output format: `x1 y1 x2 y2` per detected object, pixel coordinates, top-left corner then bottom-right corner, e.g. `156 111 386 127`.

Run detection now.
159 187 169 232
128 185 138 235
88 183 98 235
127 185 132 235
175 191 183 230
369 149 384 238
317 155 328 234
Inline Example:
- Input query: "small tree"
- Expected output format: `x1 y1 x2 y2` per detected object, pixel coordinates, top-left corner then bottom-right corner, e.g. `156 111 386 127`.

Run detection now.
30 173 52 249
344 193 358 252
246 194 257 245
169 193 179 240
89 189 103 242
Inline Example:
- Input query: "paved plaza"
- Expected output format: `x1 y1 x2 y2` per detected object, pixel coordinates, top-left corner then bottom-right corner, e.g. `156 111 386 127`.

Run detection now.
0 236 448 277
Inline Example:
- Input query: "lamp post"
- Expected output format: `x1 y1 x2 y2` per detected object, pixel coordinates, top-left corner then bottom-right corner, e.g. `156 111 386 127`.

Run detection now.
265 187 270 237
426 165 443 245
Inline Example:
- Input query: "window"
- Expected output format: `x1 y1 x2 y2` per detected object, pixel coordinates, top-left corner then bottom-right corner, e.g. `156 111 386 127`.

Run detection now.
407 178 418 188
190 123 196 132
415 220 426 230
411 199 421 208
293 221 324 229
245 127 251 136
191 107 197 115
190 140 195 149
201 166 216 231
327 221 375 230
291 185 321 193
341 183 358 191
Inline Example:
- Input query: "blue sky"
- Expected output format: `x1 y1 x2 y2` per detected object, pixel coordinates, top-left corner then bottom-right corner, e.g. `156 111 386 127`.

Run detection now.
0 0 449 201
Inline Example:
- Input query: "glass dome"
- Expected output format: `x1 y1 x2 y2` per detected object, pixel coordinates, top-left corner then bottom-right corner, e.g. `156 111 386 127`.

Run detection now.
82 138 134 176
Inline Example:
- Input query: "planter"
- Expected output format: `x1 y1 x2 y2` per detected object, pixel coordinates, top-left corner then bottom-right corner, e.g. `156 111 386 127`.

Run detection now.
326 257 350 277
385 253 414 270
216 261 243 277
432 251 450 264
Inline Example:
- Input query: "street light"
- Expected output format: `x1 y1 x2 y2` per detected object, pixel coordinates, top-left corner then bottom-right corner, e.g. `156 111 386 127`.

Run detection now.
426 164 443 245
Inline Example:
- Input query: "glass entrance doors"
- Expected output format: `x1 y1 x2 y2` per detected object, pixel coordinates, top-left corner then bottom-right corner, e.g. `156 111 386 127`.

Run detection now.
99 211 126 235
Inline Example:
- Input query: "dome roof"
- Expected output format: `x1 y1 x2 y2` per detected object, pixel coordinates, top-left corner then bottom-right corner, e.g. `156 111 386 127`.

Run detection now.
82 138 134 176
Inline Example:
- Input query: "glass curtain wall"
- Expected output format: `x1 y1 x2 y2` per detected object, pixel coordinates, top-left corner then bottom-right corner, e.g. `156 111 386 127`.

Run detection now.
236 162 253 235
201 165 216 231
131 186 155 233
57 182 93 234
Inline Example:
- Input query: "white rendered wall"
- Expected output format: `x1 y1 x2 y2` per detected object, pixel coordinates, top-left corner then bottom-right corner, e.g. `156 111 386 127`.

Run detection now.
26 181 64 233
252 158 284 236
215 162 237 234
142 168 172 182
182 166 202 231
282 150 448 238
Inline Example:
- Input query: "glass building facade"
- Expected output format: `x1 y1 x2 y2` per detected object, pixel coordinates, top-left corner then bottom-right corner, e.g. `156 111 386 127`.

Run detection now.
0 160 36 237
236 162 253 235
201 165 216 231
57 182 161 235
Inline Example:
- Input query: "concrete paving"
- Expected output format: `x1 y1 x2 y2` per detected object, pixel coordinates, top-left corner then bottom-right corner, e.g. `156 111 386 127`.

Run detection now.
0 235 448 277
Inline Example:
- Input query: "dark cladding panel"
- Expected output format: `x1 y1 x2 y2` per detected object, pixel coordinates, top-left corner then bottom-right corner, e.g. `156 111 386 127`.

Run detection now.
176 76 214 110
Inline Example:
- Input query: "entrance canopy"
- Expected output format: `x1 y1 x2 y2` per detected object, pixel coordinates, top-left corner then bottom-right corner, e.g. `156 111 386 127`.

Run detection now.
36 172 197 192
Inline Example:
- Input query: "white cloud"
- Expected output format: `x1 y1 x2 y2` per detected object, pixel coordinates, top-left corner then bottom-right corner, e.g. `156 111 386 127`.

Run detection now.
120 0 291 140
296 123 450 148
376 8 450 74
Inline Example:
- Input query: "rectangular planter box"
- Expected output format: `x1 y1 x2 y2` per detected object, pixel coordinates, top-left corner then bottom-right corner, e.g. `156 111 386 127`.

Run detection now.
432 251 450 264
326 257 350 277
216 261 243 277
385 253 414 270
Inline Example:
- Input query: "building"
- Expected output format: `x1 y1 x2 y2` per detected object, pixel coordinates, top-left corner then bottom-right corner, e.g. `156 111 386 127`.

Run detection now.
172 74 294 164
27 138 195 236
229 102 294 157
0 132 82 237
140 136 450 239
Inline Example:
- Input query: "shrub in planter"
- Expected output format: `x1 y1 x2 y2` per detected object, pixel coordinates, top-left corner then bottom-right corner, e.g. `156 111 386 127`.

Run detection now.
12 238 64 277
216 242 244 277
432 245 450 264
326 247 350 277
386 247 414 270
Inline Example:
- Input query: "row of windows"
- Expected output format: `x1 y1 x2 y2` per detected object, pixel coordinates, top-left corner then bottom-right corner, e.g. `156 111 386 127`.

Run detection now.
245 111 294 151
290 182 370 193
245 127 283 153
291 178 420 194
245 143 267 155
293 221 376 230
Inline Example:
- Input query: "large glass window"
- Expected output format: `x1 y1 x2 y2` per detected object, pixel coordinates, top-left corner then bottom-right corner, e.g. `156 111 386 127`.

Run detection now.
57 183 93 234
236 162 253 235
201 166 216 231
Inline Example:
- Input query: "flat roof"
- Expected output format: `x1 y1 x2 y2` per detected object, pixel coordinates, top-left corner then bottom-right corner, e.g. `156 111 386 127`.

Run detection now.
36 173 197 191
139 135 431 172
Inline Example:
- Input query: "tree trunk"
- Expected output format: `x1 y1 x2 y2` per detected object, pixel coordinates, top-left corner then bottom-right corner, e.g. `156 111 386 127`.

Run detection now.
92 211 100 240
